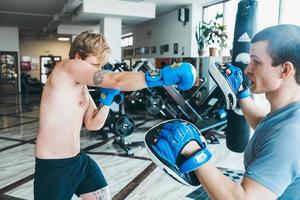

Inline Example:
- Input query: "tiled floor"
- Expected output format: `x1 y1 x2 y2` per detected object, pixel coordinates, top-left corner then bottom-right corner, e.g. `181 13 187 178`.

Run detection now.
0 94 244 200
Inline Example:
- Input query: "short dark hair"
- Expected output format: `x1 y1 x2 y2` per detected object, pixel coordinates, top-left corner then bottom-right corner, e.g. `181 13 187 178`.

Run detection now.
251 24 300 84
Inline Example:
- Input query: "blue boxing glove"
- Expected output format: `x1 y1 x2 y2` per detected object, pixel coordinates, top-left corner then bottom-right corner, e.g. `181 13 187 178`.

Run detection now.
98 88 123 106
145 62 197 91
224 63 250 99
152 120 212 174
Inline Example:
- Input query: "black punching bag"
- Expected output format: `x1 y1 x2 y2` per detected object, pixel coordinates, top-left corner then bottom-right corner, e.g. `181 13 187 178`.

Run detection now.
226 0 257 152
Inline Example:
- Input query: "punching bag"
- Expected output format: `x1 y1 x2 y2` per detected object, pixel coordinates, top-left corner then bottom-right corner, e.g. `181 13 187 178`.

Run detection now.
226 0 257 152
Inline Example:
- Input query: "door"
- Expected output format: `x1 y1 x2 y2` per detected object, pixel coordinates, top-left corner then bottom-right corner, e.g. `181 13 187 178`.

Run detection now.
40 55 61 84
0 52 19 93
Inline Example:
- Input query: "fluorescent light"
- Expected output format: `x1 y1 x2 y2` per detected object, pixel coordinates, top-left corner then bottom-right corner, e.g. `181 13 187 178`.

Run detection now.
58 37 70 41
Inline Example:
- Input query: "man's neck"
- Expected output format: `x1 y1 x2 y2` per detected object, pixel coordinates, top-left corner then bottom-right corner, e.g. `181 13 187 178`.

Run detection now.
267 83 300 112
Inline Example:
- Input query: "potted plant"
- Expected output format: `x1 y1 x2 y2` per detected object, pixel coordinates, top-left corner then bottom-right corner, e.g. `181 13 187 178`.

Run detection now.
195 21 207 56
202 13 228 56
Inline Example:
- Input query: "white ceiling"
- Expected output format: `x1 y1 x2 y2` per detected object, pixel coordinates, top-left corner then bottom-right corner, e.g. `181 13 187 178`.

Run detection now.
0 0 197 38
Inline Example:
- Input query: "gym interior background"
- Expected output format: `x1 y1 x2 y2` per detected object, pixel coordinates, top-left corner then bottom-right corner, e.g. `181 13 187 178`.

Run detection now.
0 0 298 199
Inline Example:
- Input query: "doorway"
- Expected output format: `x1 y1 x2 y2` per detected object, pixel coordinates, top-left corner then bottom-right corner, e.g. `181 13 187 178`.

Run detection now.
0 51 19 94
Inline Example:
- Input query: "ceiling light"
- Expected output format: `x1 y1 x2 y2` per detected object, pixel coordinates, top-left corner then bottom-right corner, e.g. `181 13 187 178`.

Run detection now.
58 37 70 41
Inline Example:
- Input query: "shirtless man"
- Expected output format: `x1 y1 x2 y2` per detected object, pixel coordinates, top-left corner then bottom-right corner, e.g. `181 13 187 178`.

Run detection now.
34 31 196 200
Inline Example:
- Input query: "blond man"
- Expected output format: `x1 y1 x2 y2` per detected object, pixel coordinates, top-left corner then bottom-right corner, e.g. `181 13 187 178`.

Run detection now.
34 31 196 200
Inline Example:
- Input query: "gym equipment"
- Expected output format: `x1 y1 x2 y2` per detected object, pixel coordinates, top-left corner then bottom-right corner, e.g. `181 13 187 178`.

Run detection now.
125 60 164 115
161 84 227 134
226 0 257 152
113 114 135 137
145 94 163 115
102 63 114 71
21 73 43 95
113 62 131 71
101 62 144 155
111 109 142 155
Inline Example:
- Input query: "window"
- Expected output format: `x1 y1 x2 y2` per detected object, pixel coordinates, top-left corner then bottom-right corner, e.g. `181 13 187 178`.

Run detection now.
224 0 238 51
203 2 223 24
256 0 280 32
203 1 231 54
121 33 133 47
280 0 300 25
202 0 281 52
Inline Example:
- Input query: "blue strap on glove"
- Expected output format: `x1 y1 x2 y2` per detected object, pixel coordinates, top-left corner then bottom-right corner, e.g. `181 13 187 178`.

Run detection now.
145 62 196 91
225 63 250 100
152 120 212 174
98 88 123 106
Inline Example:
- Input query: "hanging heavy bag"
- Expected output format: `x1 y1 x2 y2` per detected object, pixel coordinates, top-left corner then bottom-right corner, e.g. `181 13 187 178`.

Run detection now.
226 0 257 152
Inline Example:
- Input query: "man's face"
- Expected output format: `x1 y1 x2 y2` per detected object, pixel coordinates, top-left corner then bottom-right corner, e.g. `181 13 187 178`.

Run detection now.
244 41 283 94
84 55 103 69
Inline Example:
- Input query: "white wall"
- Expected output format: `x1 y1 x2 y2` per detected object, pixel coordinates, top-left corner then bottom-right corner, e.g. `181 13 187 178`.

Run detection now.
0 26 21 92
20 39 70 79
122 0 202 59
57 24 100 35
100 18 122 63
0 26 19 51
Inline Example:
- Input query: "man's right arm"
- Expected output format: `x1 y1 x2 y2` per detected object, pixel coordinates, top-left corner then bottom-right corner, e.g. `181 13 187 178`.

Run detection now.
63 59 147 91
64 59 196 92
192 161 277 200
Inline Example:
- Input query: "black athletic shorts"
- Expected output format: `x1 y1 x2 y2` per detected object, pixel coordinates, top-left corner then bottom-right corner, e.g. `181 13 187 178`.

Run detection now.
34 150 107 200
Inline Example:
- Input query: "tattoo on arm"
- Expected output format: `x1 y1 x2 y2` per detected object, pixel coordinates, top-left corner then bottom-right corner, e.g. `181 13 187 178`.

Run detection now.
93 70 108 86
97 103 104 111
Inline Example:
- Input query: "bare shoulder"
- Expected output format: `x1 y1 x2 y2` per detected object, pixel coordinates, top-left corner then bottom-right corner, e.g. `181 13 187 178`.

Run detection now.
48 60 80 85
56 59 74 70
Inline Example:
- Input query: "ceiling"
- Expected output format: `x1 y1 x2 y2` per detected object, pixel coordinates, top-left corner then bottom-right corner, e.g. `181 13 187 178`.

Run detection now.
0 0 196 39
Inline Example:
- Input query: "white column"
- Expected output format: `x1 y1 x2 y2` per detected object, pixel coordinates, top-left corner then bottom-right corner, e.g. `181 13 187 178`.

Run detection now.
99 18 122 63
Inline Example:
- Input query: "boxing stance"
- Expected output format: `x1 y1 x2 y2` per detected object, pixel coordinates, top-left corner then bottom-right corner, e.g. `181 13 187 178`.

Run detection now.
34 31 196 200
146 24 300 199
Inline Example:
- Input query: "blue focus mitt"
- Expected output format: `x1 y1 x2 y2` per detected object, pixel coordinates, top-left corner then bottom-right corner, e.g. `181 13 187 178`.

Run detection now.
144 119 212 186
209 62 250 110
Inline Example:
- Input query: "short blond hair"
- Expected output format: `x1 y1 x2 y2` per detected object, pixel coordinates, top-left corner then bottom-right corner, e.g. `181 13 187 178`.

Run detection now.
69 31 111 63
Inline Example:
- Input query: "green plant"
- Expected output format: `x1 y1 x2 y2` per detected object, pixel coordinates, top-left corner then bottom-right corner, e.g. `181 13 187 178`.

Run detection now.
195 22 207 50
201 13 228 49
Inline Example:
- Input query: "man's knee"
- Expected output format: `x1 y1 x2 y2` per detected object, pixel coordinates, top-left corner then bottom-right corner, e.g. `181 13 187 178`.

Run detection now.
80 186 111 200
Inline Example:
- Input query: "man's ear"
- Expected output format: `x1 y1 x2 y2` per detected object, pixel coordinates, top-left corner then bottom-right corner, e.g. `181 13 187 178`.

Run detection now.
281 61 294 78
74 52 81 60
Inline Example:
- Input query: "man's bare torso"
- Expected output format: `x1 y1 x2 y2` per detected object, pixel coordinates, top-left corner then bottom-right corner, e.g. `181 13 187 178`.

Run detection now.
35 60 90 159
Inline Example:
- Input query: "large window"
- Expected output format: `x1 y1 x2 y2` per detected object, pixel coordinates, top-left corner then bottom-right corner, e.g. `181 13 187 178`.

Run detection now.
256 0 280 32
203 0 282 52
224 0 238 51
203 3 223 24
203 1 236 53
121 33 133 47
280 0 300 25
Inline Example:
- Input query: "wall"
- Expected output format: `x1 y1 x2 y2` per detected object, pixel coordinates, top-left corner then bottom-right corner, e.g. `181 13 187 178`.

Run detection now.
122 0 202 59
0 26 19 51
0 26 20 92
100 18 122 63
19 39 70 79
